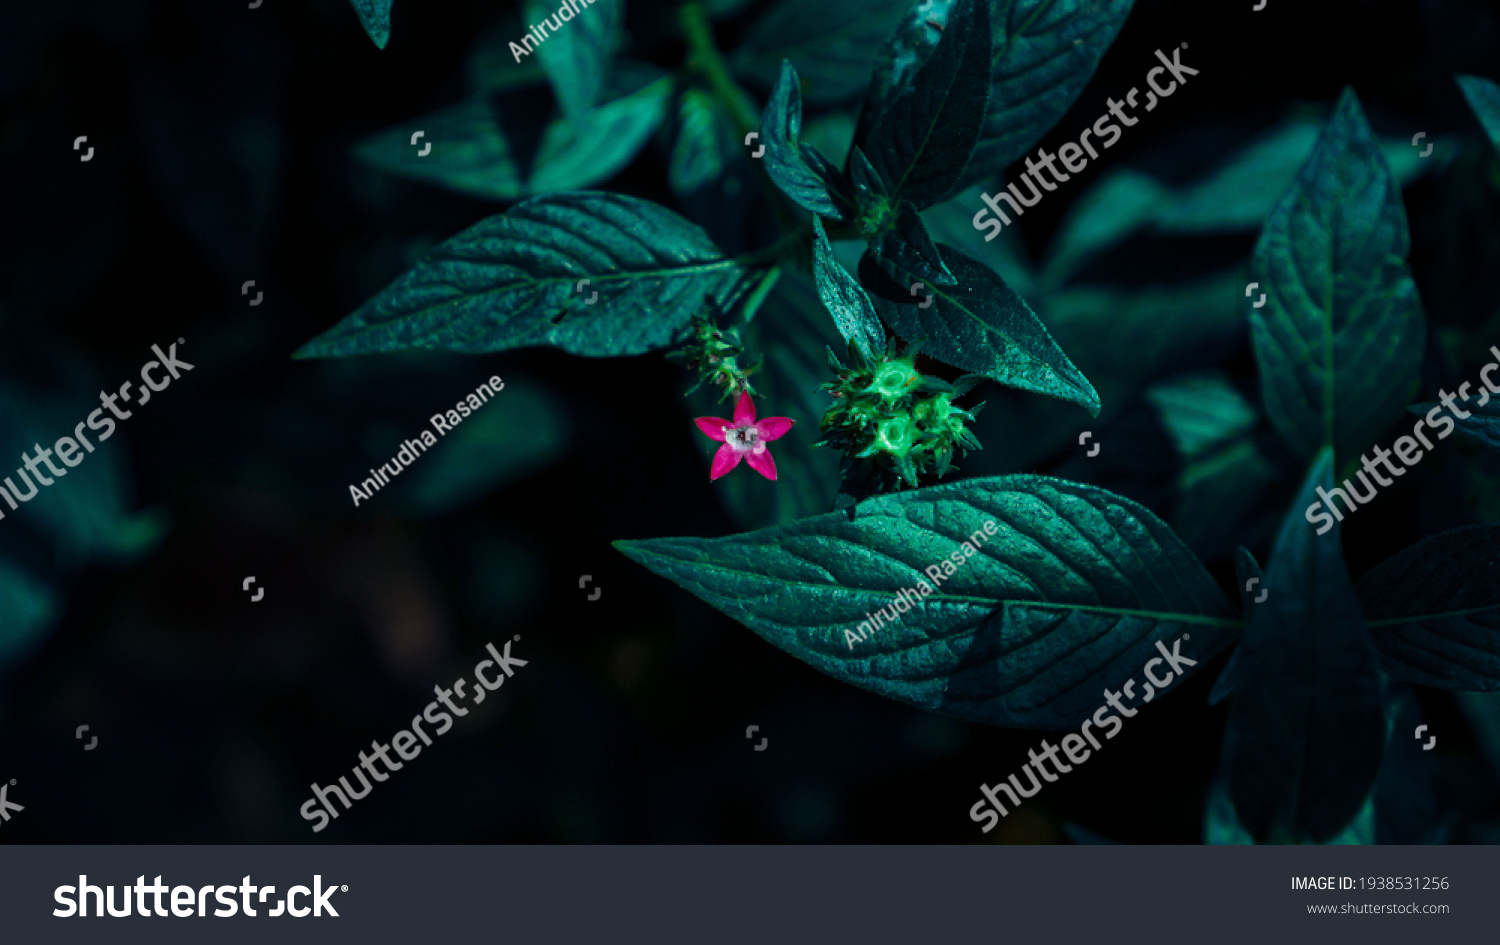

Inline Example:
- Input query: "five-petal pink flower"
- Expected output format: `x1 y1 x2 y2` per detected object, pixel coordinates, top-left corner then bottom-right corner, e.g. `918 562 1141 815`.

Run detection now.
694 392 794 481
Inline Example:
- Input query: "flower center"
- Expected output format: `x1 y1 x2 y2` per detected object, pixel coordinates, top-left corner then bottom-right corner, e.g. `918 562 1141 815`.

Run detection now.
725 424 763 453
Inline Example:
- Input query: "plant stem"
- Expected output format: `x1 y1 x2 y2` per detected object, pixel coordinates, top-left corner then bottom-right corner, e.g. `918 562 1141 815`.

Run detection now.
678 3 759 137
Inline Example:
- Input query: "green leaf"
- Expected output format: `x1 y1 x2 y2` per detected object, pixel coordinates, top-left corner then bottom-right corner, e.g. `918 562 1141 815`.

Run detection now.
528 77 673 192
348 0 393 49
295 192 748 359
1358 523 1500 689
396 376 570 516
1412 387 1500 457
523 0 623 124
758 61 850 220
1145 371 1258 462
1457 74 1500 159
1039 115 1441 290
861 243 1100 415
685 272 844 530
353 79 671 202
862 0 1137 195
0 385 167 567
0 556 58 669
1250 88 1425 464
616 475 1239 729
1222 448 1385 843
859 0 991 209
868 201 956 287
732 0 913 106
812 218 885 357
670 88 731 196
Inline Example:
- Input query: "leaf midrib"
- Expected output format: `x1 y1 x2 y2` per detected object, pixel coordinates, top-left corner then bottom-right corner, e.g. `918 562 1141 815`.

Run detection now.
633 550 1243 629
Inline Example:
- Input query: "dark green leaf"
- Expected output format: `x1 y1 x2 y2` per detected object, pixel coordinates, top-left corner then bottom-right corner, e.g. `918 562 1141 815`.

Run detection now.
732 0 912 106
396 376 570 516
1457 74 1500 158
868 201 956 287
348 0 393 49
1223 448 1385 843
295 193 748 359
812 218 885 357
859 0 991 209
670 88 731 196
758 61 850 220
1208 547 1260 705
523 0 623 124
1145 371 1257 462
861 243 1100 415
1411 391 1500 456
862 0 1137 195
617 475 1239 729
528 77 673 192
1250 88 1425 463
353 79 671 201
1041 117 1440 290
0 557 58 669
1359 523 1500 689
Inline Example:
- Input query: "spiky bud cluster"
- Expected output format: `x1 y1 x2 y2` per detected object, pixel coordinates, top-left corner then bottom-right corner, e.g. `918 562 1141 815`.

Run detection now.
815 340 983 492
667 311 762 401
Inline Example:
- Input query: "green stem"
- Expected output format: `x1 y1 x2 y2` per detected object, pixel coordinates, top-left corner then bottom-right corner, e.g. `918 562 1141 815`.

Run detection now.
678 3 759 137
734 266 782 329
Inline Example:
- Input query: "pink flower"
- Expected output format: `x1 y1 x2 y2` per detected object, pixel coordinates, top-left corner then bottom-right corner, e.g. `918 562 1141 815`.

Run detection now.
694 391 794 481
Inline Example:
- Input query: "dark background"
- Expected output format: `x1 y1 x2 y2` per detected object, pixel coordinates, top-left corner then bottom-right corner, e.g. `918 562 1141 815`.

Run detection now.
1 0 1500 843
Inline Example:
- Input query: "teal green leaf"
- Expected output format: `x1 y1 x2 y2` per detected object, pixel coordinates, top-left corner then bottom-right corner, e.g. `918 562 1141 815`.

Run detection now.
1205 775 1375 845
348 0 393 49
353 79 671 202
616 475 1239 729
670 88 731 197
812 218 885 357
685 272 843 530
523 0 623 124
1411 392 1500 457
1040 116 1440 290
862 0 1137 195
869 201 956 287
0 557 58 668
1223 448 1385 843
1145 371 1258 462
1457 74 1500 158
862 243 1100 415
397 376 570 516
1359 523 1500 690
295 193 748 359
528 77 672 192
859 0 991 209
0 386 167 567
732 0 912 106
758 61 849 220
1250 88 1425 463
